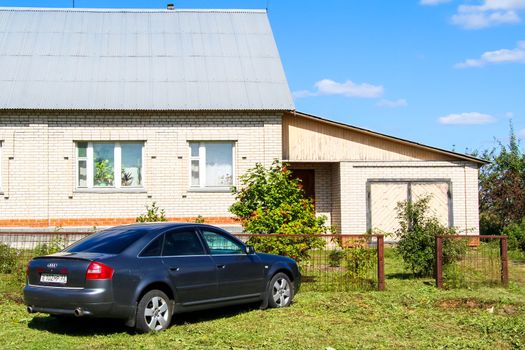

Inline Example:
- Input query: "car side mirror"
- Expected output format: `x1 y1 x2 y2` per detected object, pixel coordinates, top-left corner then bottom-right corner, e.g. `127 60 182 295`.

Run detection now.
245 245 255 255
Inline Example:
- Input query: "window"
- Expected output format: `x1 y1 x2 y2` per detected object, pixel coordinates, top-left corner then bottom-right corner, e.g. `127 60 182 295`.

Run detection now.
140 235 164 257
201 230 244 255
189 142 234 188
66 227 149 254
77 142 143 189
163 230 205 256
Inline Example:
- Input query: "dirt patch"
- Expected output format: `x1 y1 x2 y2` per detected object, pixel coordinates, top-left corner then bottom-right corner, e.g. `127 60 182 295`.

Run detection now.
436 298 494 310
1 292 24 304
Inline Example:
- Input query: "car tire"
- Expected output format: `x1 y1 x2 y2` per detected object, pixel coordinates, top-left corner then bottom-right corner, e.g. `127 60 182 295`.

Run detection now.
267 272 294 308
135 290 173 333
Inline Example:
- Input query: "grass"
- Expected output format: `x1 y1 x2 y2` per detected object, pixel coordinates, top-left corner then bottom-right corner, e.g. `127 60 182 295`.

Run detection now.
1 249 524 350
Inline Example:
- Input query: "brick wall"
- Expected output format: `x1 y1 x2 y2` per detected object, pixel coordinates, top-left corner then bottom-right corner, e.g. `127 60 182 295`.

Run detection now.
0 111 282 229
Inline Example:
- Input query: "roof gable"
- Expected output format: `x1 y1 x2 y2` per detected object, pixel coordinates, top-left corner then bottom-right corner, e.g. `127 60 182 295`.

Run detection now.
283 111 486 165
0 7 294 111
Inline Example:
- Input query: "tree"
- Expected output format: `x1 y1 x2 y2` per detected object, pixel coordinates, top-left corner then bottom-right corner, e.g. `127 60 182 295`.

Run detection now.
477 123 525 234
229 160 331 262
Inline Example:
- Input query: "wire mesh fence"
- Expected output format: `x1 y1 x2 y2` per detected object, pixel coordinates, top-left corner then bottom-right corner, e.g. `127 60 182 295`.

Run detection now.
235 234 385 292
436 235 509 289
0 231 385 293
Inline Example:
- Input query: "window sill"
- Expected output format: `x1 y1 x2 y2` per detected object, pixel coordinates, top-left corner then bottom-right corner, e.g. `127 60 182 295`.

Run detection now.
188 187 232 193
74 188 147 194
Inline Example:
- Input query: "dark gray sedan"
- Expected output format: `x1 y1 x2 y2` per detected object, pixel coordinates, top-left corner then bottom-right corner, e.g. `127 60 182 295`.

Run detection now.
24 223 300 332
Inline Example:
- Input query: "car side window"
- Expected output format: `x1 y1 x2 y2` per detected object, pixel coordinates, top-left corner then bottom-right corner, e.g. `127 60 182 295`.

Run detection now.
162 229 205 256
139 234 163 257
201 230 244 255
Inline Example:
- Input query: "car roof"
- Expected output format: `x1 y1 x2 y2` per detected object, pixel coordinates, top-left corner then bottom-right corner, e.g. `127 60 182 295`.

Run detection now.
107 222 224 232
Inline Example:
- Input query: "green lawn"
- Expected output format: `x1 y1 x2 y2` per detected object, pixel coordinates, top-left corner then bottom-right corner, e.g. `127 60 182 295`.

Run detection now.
1 250 524 350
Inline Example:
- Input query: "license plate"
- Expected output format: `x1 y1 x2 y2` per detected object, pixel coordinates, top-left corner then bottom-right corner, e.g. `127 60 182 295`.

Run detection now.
40 274 67 284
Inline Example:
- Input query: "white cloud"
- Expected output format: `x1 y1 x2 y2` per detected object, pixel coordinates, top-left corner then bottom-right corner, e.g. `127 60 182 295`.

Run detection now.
439 112 497 124
452 0 525 29
455 40 525 68
377 98 408 108
420 0 452 5
519 128 525 138
293 79 384 99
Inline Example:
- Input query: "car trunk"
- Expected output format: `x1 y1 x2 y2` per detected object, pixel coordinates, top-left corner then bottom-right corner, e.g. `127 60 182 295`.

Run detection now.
28 252 113 288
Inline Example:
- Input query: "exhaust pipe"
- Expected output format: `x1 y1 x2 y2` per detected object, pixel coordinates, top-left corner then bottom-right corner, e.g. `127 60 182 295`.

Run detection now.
74 308 84 317
27 306 34 313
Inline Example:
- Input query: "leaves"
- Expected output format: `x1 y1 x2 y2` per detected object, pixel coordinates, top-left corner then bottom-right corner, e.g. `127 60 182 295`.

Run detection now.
229 160 332 262
478 123 525 232
395 196 466 277
136 202 167 222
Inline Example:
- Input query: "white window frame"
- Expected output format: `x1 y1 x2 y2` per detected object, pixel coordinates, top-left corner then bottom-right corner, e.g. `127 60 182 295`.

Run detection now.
189 141 235 189
77 141 144 189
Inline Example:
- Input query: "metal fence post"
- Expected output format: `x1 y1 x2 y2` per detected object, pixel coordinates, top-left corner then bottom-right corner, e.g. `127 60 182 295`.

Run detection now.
377 235 385 291
500 236 509 288
435 236 443 289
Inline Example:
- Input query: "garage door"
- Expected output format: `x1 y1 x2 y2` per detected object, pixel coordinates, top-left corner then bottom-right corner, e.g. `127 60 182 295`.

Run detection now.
411 182 450 227
369 182 408 235
369 181 451 238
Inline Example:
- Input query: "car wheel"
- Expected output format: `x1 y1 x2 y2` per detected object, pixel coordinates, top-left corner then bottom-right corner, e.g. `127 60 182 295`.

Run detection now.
135 290 172 333
268 272 293 308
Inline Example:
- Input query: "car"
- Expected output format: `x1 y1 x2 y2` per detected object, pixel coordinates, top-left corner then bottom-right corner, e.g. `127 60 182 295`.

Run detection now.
24 223 300 332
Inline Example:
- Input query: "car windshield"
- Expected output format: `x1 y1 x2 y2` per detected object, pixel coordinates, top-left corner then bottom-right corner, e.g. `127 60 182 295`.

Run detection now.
65 227 150 254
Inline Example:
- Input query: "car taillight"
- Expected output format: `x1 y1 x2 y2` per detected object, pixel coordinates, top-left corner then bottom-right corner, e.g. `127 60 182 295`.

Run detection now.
86 262 114 280
26 262 30 277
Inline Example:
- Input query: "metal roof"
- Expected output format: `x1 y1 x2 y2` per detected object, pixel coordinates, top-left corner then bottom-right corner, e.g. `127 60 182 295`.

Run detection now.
0 7 294 110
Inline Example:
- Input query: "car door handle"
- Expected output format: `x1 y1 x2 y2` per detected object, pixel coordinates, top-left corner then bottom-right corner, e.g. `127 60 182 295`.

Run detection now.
217 265 226 269
170 267 180 272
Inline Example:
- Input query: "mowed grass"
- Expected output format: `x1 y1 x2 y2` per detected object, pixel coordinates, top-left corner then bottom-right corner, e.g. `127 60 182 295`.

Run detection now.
0 249 524 350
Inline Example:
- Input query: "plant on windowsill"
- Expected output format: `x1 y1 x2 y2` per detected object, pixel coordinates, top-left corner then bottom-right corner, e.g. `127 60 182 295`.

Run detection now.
94 159 114 186
121 170 134 187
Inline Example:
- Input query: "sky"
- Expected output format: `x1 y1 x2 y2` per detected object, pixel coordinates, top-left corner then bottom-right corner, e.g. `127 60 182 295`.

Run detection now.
0 0 524 154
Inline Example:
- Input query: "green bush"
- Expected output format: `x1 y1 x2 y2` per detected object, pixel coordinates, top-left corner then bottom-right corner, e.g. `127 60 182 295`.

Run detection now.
344 246 375 281
0 243 19 274
230 160 331 262
33 236 66 256
502 217 525 252
395 196 466 277
136 202 167 222
328 250 345 267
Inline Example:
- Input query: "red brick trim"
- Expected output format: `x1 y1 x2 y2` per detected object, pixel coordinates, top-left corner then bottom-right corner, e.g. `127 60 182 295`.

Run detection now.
0 217 239 227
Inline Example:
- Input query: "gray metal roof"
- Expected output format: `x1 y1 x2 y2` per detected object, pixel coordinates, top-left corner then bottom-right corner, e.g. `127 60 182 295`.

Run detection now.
0 7 294 110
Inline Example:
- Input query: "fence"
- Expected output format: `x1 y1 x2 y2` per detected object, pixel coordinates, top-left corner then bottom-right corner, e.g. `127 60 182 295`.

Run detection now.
435 235 509 289
0 231 385 292
235 234 385 292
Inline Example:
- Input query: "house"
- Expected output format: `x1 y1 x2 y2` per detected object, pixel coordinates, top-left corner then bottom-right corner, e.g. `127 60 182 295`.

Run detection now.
0 7 484 236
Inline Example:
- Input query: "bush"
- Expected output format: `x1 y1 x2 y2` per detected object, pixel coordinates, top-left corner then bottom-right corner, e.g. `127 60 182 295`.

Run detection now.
344 246 376 281
328 250 345 267
395 196 466 277
34 236 66 256
230 160 331 262
0 243 19 274
502 217 525 252
136 202 167 222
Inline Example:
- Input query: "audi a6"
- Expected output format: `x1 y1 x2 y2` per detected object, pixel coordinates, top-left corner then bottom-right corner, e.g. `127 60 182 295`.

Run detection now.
24 223 300 332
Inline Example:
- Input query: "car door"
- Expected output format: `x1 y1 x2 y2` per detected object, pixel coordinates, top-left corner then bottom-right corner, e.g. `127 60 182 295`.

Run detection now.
199 228 265 300
161 227 218 305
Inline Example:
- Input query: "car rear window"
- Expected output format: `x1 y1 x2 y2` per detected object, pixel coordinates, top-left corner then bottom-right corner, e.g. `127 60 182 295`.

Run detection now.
66 227 149 254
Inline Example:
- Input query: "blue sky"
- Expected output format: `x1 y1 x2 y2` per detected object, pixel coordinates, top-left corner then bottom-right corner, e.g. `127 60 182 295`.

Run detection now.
1 0 524 154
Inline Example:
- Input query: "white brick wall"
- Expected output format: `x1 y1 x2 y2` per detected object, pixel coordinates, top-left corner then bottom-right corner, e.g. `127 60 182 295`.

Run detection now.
0 111 282 226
